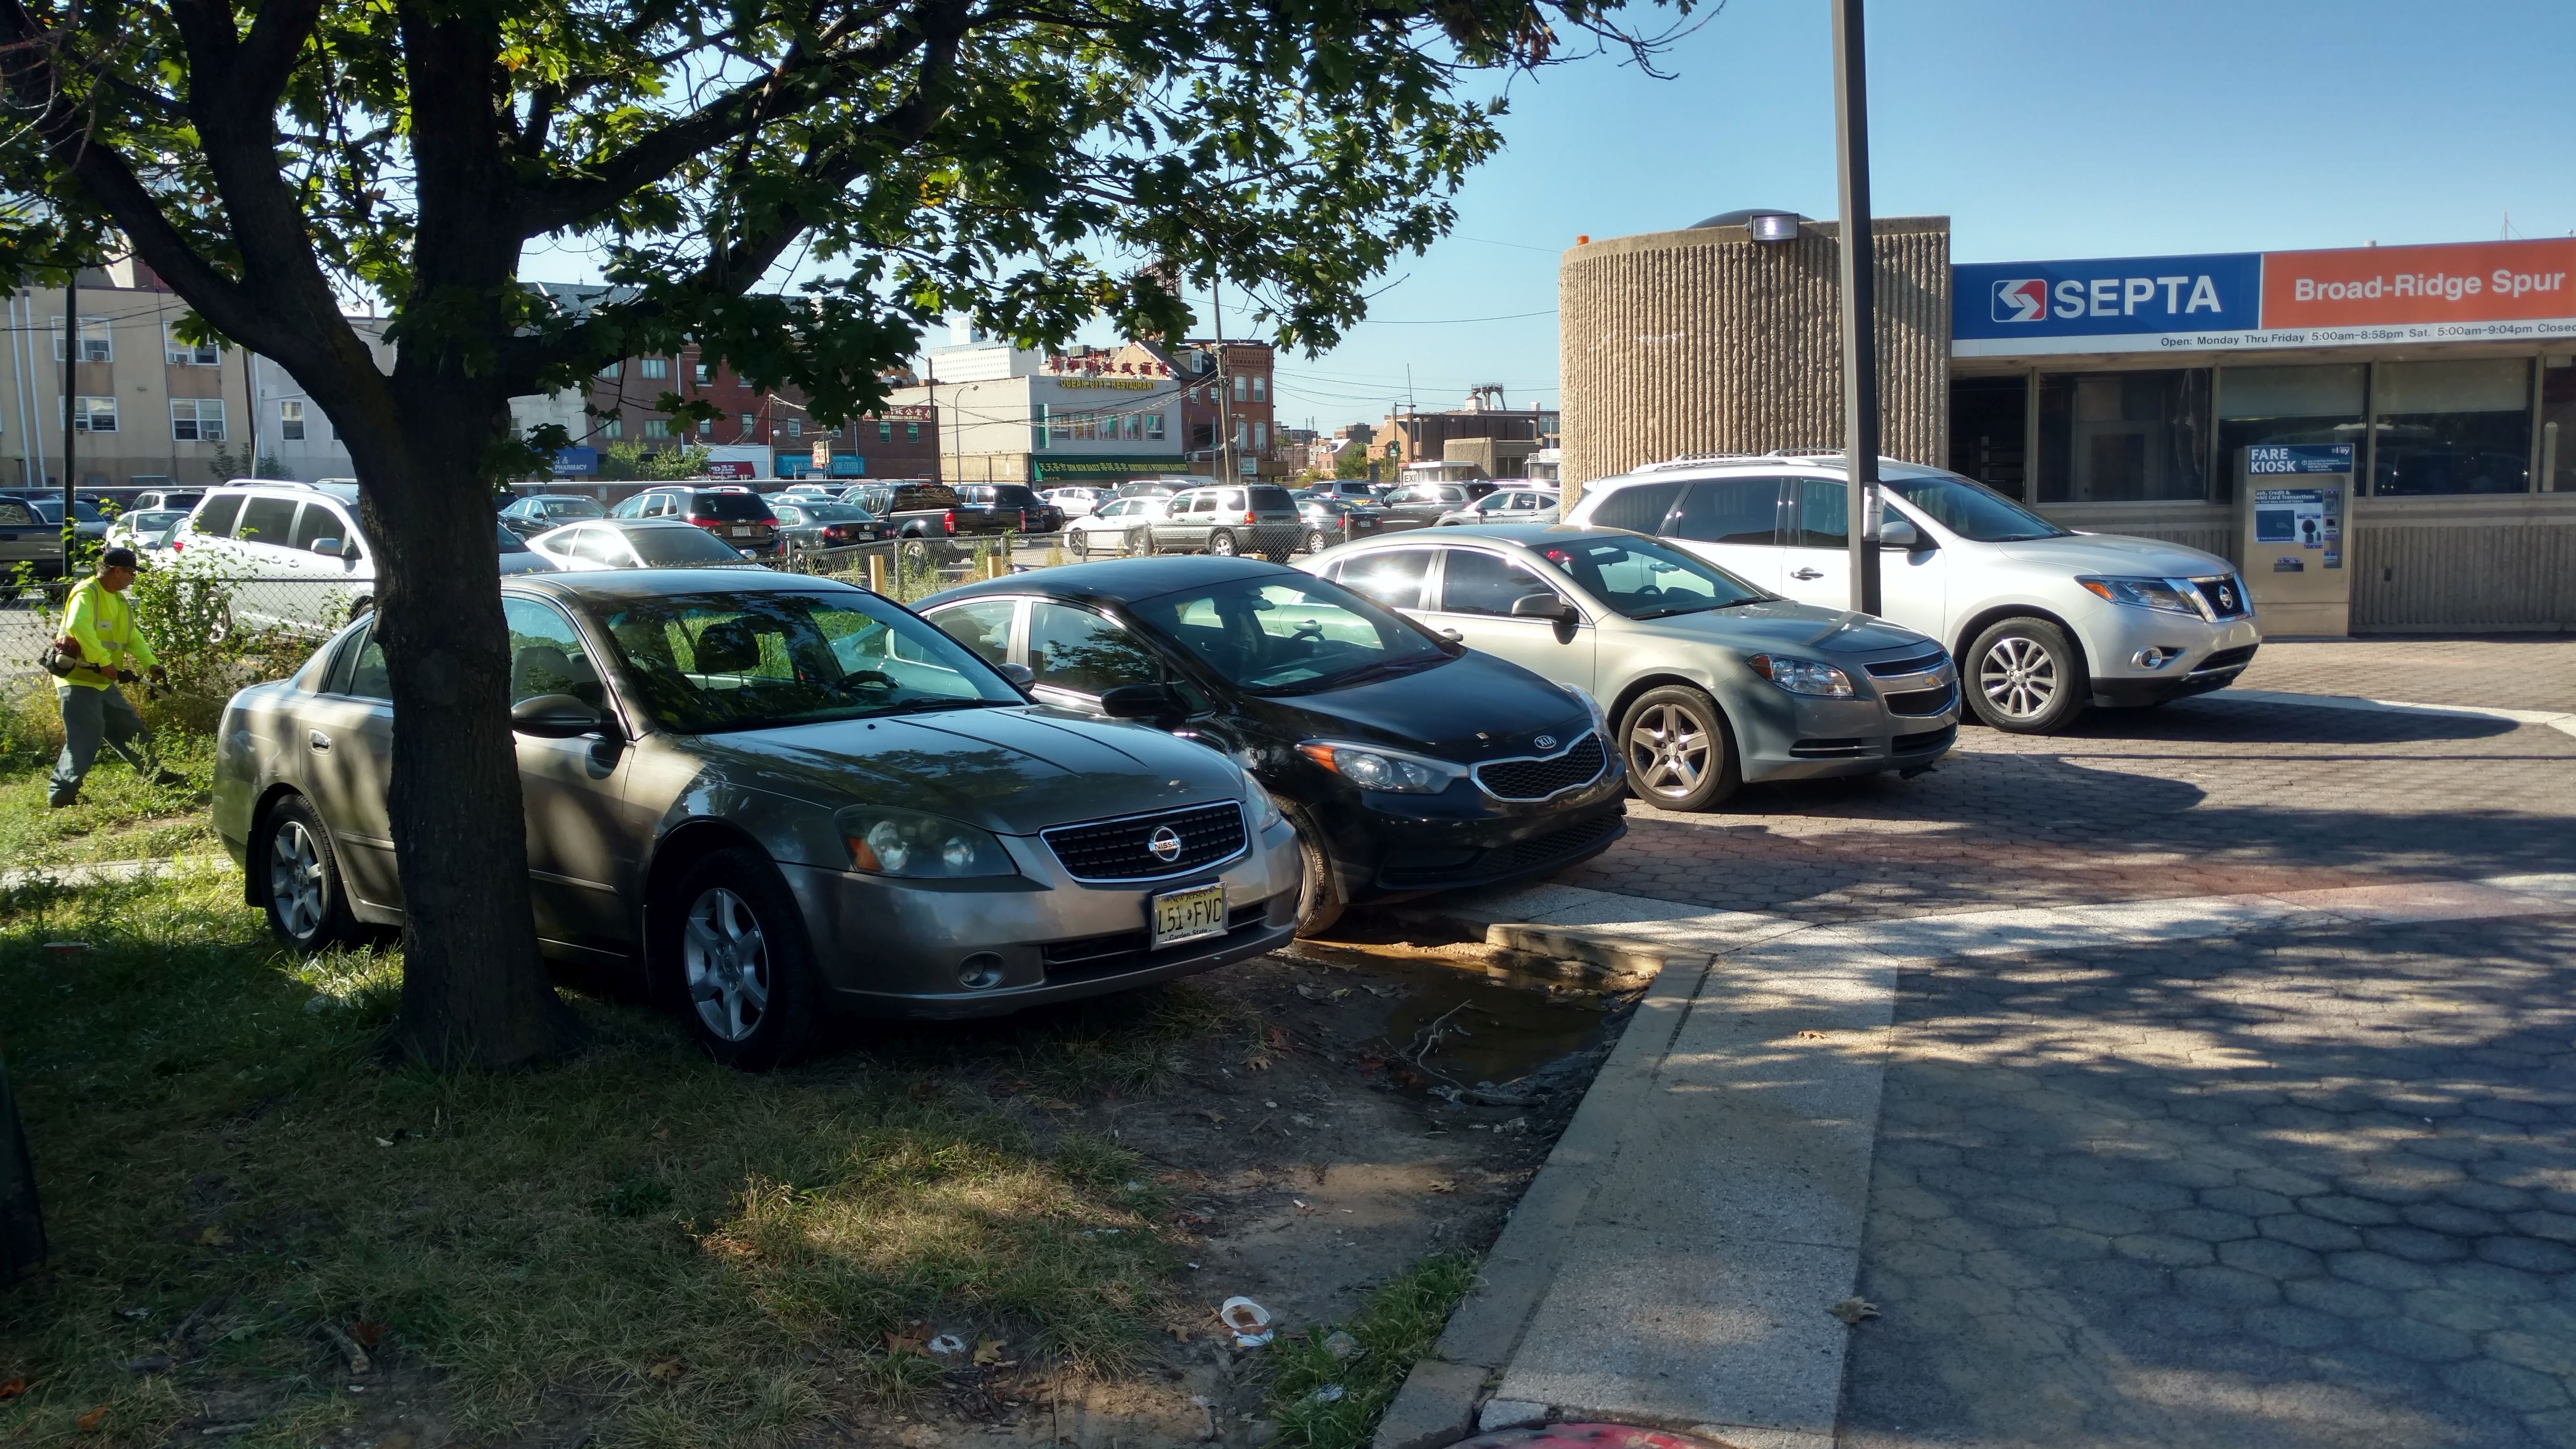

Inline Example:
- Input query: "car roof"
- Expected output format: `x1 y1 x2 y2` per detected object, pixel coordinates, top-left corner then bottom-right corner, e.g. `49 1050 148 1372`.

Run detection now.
592 517 707 530
925 554 1298 609
1593 454 1955 484
507 567 862 603
1341 522 1623 548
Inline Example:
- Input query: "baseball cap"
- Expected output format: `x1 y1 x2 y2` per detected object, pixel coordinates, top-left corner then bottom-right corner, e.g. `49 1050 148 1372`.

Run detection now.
100 547 138 570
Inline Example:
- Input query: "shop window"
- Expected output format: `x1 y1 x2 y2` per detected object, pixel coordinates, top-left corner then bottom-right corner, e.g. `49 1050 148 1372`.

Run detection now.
2371 359 2530 496
2035 369 2211 503
1145 413 1165 441
2217 364 2363 504
2544 358 2576 493
1947 376 2028 498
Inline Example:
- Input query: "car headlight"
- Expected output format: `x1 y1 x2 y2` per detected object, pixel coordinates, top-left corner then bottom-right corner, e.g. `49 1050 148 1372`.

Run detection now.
835 805 1016 878
1745 654 1854 698
2078 576 2199 615
1295 740 1466 794
1560 683 1609 737
1244 772 1285 829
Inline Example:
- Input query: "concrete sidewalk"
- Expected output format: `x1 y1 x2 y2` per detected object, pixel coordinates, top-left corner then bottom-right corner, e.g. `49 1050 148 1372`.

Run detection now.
1371 872 2576 1449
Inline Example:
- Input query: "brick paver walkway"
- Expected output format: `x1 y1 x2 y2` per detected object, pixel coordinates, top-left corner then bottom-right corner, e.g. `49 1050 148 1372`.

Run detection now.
2237 637 2576 714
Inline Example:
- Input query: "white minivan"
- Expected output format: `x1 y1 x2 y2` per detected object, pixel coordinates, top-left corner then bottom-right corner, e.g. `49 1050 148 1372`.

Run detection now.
1565 455 2261 733
174 480 552 634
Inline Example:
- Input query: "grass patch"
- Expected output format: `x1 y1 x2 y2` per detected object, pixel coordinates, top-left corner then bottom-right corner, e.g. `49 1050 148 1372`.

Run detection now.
0 728 215 870
1257 1253 1480 1449
0 760 1258 1446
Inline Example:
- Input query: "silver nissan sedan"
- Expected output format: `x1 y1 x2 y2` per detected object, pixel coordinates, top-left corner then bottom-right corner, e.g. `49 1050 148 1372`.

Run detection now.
212 569 1301 1068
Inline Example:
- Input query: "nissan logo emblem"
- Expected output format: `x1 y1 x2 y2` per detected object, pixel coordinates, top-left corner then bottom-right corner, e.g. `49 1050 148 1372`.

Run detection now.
1148 826 1184 863
1533 734 1556 751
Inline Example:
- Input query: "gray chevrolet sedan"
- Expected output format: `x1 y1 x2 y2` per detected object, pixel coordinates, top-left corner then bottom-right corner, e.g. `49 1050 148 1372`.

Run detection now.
213 569 1301 1068
1303 525 1960 810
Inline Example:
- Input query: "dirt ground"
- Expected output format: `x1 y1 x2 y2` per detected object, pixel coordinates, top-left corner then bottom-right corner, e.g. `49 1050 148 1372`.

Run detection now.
312 915 1636 1449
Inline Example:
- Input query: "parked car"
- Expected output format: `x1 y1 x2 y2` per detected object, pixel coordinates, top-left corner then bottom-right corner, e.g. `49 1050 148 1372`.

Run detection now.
1042 487 1105 518
1374 481 1494 531
527 518 767 571
28 496 109 542
1305 480 1383 504
0 495 64 577
130 488 206 515
1564 456 2261 733
175 481 553 632
769 500 887 550
609 485 780 556
104 508 190 553
1305 524 1959 811
1438 488 1559 527
776 483 842 502
843 481 1020 564
500 494 609 537
920 555 1626 935
956 483 1066 534
1064 494 1172 559
1287 495 1387 555
1144 484 1302 561
212 569 1301 1066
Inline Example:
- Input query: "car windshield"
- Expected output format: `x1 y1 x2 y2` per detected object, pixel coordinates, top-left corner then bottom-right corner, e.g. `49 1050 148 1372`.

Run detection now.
593 589 1020 734
1533 534 1772 619
1881 473 2068 542
1126 574 1451 695
32 500 105 523
628 524 748 565
541 497 605 519
122 510 186 532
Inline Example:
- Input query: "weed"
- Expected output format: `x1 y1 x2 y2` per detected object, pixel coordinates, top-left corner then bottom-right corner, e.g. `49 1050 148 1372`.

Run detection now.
1256 1253 1481 1449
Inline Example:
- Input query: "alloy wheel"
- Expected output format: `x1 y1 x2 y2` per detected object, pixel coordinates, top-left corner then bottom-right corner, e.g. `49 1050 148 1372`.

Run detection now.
1304 529 1327 554
684 886 771 1042
268 819 326 939
1208 530 1237 556
1979 635 2059 721
1624 702 1710 802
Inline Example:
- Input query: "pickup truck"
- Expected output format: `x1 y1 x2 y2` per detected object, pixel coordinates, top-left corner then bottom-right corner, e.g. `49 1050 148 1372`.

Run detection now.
844 482 1020 563
955 483 1066 534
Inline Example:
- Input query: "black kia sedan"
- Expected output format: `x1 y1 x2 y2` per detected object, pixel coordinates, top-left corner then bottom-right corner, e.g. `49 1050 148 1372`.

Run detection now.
920 556 1627 935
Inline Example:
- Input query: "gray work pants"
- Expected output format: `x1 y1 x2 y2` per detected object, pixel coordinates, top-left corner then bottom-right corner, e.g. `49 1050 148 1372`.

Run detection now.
50 683 155 805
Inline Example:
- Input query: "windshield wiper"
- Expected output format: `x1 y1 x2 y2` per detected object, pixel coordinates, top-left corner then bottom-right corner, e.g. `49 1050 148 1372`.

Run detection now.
865 696 1012 716
1629 597 1760 619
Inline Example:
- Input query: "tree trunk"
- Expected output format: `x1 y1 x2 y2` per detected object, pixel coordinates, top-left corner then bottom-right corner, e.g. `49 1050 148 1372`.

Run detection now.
356 387 577 1071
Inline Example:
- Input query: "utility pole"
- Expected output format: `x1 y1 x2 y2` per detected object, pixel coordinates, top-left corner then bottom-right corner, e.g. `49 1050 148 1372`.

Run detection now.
59 272 76 560
1833 0 1883 617
1210 277 1235 482
242 349 260 474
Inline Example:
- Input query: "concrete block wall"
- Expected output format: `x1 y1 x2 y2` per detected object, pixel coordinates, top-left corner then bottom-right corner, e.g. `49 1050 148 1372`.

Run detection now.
1557 217 1952 499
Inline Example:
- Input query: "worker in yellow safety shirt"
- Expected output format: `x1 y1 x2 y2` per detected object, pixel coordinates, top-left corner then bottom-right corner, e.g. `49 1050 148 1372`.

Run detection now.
48 547 184 807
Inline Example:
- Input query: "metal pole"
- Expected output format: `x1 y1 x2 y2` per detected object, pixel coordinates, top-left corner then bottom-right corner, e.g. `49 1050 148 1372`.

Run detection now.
1211 279 1235 483
1832 0 1882 617
59 273 76 559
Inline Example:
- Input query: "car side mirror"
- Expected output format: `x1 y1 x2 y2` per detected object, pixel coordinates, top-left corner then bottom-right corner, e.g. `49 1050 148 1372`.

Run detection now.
997 661 1035 691
510 692 606 738
1098 682 1182 725
1878 519 1928 551
340 538 362 562
311 537 342 555
1510 591 1574 621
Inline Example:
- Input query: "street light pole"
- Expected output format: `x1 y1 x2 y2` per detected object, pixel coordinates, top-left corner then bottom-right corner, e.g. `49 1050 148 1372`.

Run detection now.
1832 0 1882 617
59 271 76 559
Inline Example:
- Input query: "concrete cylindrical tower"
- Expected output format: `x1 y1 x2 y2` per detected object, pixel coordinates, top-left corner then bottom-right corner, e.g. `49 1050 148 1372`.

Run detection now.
1557 216 1953 500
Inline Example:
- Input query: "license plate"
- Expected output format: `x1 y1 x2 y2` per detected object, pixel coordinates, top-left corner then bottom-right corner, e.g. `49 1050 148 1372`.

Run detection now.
1148 883 1228 950
728 526 755 537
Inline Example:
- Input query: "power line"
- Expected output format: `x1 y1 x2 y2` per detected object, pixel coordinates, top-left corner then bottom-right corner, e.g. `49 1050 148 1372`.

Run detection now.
1351 309 1559 326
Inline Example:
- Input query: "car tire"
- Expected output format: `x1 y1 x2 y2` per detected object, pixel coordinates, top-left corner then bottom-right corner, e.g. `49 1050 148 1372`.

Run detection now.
1304 529 1328 555
1618 685 1742 812
899 537 934 569
1285 807 1346 939
1965 617 2088 734
660 847 823 1071
259 795 363 952
1207 529 1238 557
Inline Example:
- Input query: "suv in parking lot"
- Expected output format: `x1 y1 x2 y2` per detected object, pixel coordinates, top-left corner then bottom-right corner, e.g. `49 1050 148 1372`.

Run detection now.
1566 455 2261 733
610 485 780 555
1146 484 1302 560
177 480 553 631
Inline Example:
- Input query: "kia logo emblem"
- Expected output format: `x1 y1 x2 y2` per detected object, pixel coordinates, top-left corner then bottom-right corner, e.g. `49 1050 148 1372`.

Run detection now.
1148 826 1183 862
1533 735 1556 751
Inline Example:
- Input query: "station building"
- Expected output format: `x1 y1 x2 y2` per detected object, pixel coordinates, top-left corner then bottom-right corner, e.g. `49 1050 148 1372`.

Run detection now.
1561 219 2576 633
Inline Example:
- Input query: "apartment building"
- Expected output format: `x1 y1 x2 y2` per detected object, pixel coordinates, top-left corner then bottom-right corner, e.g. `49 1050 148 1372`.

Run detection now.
0 261 254 492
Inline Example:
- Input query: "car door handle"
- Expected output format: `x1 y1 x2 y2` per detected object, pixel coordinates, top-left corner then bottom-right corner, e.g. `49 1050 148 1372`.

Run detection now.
307 729 332 752
1790 568 1825 580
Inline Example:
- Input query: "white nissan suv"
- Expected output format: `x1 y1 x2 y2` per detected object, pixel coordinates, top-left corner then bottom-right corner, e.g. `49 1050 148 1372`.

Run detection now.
1564 454 2260 733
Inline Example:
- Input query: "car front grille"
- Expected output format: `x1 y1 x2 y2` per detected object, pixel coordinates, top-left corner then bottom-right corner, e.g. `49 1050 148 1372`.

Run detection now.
1474 732 1608 802
2191 576 2251 619
2193 644 2259 674
1882 682 1958 718
1865 649 1951 678
1041 801 1247 882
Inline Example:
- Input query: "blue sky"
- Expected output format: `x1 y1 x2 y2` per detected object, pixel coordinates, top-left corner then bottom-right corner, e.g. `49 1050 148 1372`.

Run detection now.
523 0 2576 431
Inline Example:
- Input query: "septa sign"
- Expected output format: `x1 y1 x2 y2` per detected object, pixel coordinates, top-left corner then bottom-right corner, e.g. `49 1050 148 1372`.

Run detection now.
1954 253 2261 349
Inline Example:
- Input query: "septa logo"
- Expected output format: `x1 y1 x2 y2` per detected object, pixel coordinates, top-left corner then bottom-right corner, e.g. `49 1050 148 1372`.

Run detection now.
1990 278 2048 323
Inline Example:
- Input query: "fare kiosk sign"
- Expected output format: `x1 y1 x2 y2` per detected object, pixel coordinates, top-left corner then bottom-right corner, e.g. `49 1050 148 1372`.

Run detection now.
2241 444 2351 636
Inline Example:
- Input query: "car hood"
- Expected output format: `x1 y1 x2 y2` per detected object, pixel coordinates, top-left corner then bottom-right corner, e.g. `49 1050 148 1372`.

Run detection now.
1261 650 1592 762
686 705 1246 836
1624 598 1938 657
1990 533 2232 577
